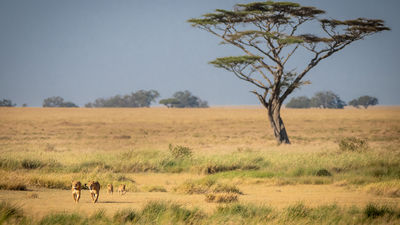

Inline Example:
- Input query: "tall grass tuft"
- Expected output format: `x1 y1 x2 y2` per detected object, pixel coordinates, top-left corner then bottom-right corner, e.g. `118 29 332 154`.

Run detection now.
363 203 396 219
89 209 110 223
139 201 168 223
38 213 83 225
0 201 25 225
113 208 138 224
286 202 311 219
0 181 27 191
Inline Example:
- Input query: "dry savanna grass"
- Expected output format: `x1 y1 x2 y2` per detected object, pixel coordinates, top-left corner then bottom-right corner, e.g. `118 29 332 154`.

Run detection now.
0 106 399 223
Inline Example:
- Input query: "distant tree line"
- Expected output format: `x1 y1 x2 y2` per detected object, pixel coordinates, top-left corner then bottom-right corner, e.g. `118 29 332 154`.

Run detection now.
0 99 16 107
85 90 160 108
159 90 208 108
43 96 78 107
0 91 377 109
286 91 378 109
85 89 208 108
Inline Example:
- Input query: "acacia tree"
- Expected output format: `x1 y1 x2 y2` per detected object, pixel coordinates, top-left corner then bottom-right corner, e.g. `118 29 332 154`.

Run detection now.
188 1 389 144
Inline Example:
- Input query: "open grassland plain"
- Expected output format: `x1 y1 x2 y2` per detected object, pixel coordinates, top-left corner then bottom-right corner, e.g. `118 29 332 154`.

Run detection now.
0 107 399 224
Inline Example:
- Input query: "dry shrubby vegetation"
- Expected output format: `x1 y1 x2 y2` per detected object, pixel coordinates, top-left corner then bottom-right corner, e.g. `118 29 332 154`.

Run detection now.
0 107 399 224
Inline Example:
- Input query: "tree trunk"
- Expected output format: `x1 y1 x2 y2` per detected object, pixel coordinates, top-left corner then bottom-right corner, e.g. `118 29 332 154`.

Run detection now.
267 103 291 144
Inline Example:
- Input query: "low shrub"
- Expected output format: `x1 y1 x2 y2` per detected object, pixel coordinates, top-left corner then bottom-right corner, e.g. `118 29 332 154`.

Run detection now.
338 137 368 152
205 193 238 203
212 183 243 195
169 144 192 159
174 180 208 194
315 169 332 177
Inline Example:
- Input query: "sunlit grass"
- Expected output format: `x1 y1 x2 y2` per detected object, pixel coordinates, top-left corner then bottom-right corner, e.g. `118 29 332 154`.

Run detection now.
0 107 399 221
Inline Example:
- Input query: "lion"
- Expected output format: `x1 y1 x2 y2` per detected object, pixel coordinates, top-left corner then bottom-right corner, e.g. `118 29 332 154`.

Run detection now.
86 181 101 203
107 184 113 195
118 184 126 195
71 181 81 203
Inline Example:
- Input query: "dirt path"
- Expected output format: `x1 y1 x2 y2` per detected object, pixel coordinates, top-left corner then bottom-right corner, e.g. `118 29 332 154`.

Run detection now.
1 184 397 219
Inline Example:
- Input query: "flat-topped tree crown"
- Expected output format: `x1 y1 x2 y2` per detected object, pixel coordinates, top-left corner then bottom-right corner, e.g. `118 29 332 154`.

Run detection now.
188 1 389 144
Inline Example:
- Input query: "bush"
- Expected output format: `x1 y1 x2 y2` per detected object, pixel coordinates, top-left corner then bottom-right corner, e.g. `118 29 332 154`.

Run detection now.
364 203 395 219
169 144 192 159
205 193 238 203
315 169 332 177
174 180 209 194
21 159 44 170
212 183 243 194
338 137 368 152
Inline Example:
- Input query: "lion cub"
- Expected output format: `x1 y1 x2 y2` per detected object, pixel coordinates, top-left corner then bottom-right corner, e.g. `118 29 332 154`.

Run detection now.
87 181 101 203
71 181 82 203
107 184 113 195
118 184 126 195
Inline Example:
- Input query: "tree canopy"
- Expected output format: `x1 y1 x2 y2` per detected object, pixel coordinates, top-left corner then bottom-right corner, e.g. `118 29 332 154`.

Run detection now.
311 91 346 109
188 1 389 144
349 95 378 108
159 90 209 108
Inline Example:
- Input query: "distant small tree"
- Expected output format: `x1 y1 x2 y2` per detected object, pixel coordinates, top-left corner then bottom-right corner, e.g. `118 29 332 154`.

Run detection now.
0 99 16 107
43 96 78 107
311 91 346 109
159 98 181 108
161 91 209 108
22 103 28 107
349 95 378 108
43 96 64 107
286 96 311 108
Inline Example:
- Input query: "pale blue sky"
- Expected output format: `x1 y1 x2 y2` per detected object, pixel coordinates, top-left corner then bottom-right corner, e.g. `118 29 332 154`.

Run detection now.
0 0 399 106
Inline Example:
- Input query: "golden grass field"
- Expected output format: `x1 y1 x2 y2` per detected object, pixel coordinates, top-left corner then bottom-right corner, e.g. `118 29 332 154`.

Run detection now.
0 106 399 224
